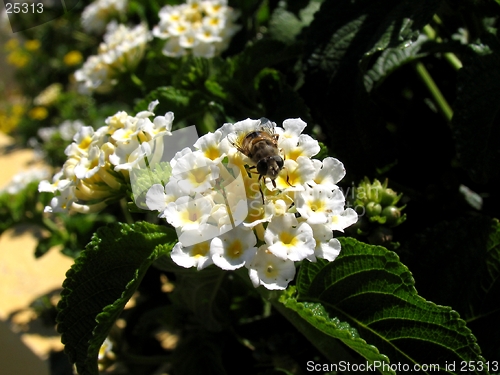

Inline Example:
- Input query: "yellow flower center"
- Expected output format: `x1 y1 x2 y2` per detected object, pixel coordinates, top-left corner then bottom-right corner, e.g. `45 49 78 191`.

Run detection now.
191 242 210 258
265 263 278 278
308 198 324 212
227 241 243 259
287 148 303 161
188 167 209 185
279 232 297 247
181 209 200 224
204 145 220 160
79 135 92 151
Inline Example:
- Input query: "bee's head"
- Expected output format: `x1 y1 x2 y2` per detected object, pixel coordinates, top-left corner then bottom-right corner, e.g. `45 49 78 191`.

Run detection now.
257 155 284 179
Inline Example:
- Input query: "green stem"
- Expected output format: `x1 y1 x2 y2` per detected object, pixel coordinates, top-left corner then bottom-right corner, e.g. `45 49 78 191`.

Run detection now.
443 52 463 71
422 24 462 71
130 72 144 87
120 198 134 224
413 61 453 122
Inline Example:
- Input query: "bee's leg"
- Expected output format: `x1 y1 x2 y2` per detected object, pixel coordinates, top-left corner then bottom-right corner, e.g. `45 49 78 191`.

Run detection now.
246 165 261 177
286 172 294 187
260 178 265 204
242 165 253 178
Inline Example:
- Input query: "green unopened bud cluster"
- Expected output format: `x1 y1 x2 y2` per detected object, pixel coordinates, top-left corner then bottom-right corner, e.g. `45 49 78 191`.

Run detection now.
354 178 406 227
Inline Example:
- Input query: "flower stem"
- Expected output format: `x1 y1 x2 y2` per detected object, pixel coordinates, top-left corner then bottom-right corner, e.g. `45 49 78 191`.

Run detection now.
422 24 462 71
413 61 453 122
120 198 134 224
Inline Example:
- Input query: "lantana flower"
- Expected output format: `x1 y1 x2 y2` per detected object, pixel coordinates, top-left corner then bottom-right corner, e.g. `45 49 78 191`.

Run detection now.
1 168 50 195
152 0 241 58
144 117 357 290
39 101 173 213
75 22 151 94
81 0 128 34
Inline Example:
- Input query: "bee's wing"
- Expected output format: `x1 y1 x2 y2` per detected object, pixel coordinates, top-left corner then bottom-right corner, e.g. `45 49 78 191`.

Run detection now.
258 117 276 135
227 131 247 154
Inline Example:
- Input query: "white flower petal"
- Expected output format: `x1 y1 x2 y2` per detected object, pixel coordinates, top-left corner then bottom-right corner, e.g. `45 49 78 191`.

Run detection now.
328 208 359 232
247 246 296 290
210 226 257 270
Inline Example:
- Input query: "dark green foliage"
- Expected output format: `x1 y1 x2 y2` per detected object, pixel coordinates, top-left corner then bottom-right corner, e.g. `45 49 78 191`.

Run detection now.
5 0 500 373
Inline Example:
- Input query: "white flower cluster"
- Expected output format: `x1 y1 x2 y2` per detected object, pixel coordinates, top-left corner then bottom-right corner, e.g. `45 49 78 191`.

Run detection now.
81 0 128 34
34 83 62 107
1 168 50 195
37 119 86 144
39 101 173 214
152 0 241 58
145 118 358 290
75 22 151 94
29 119 86 160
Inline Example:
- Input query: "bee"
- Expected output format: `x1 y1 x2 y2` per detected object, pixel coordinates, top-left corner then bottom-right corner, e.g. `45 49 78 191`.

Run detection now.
229 118 284 202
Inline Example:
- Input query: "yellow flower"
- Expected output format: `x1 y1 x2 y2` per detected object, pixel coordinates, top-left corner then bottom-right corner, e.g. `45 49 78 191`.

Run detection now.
63 50 83 66
4 38 19 52
12 104 25 116
7 50 29 67
28 106 48 120
24 39 40 51
0 104 25 134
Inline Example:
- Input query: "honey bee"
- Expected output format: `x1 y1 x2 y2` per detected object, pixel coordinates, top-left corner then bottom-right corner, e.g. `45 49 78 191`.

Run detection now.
229 118 284 202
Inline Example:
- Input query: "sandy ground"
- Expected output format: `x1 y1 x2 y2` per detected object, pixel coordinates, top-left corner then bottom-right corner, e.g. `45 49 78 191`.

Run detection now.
0 132 75 375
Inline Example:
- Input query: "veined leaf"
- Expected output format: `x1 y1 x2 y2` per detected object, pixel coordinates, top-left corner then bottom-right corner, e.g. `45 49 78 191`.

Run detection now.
57 221 177 375
285 238 486 373
298 0 440 176
278 289 393 374
363 34 430 92
301 0 441 76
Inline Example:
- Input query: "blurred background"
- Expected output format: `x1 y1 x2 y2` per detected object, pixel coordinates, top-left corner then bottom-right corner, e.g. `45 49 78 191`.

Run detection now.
0 26 73 375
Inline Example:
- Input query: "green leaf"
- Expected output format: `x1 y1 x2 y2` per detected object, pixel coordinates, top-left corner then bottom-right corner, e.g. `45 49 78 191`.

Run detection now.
135 86 208 125
302 0 441 76
299 0 441 176
289 238 486 373
57 221 177 375
363 34 430 92
452 32 500 183
268 1 321 45
229 39 301 86
278 287 393 373
171 55 211 90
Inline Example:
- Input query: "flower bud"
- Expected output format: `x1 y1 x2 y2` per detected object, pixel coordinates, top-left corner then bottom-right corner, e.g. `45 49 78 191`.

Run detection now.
366 202 382 217
380 188 400 206
381 205 406 227
353 177 406 227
